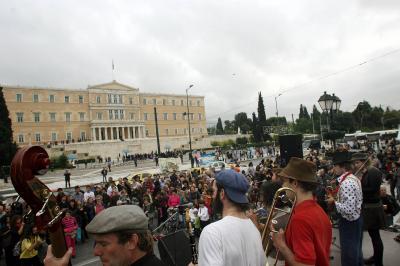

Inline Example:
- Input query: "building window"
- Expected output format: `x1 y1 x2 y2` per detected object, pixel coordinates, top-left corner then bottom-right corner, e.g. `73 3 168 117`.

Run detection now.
190 113 194 121
119 95 123 104
66 132 72 141
65 112 71 122
114 110 119 120
165 129 169 135
113 95 118 104
16 112 24 123
198 113 202 120
109 110 113 120
184 128 187 134
16 94 22 102
35 133 41 142
163 113 168 120
145 129 149 137
97 112 103 120
181 99 184 106
172 99 175 106
192 128 194 133
143 98 147 105
173 113 177 120
120 110 124 120
197 100 201 106
175 128 178 135
96 96 101 103
79 112 85 121
163 99 167 105
144 113 148 121
18 134 24 143
51 132 57 141
65 96 70 103
80 132 86 141
152 98 157 105
79 95 83 103
33 94 39 103
49 95 55 103
33 112 40 123
49 112 56 122
189 100 192 106
130 113 135 120
129 97 133 104
108 94 112 104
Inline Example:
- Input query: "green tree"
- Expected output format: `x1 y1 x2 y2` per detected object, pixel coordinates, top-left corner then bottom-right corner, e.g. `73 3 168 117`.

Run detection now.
0 87 18 167
216 117 224 135
332 111 356 133
383 109 400 129
299 104 304 119
311 105 321 132
224 120 235 134
252 112 262 142
352 101 372 130
303 106 310 119
294 118 313 133
257 92 267 138
266 117 287 126
234 112 252 133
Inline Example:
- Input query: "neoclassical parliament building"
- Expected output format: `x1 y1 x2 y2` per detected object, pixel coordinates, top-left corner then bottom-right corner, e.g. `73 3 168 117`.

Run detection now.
2 81 207 147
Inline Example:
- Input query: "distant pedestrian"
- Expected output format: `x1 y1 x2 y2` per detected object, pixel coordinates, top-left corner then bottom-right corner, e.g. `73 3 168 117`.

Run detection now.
179 153 183 164
107 160 111 172
101 167 108 183
133 156 138 167
64 169 71 188
155 155 159 167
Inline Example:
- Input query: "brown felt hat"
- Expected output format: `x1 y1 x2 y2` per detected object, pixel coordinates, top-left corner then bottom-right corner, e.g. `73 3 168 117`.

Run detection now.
278 157 318 183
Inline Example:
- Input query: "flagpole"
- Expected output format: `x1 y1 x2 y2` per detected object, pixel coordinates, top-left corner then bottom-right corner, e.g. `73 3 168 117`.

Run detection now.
112 60 115 81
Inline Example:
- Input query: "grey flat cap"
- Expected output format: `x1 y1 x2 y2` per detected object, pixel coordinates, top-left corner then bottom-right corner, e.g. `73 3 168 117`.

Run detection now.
86 205 148 234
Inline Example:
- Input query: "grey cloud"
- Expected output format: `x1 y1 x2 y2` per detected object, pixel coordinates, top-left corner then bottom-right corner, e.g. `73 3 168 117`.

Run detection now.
1 0 399 125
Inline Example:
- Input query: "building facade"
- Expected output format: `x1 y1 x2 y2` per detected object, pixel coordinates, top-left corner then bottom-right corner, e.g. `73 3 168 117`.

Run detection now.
2 81 207 146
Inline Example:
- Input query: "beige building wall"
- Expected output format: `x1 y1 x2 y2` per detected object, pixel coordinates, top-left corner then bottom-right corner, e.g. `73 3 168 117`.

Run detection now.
2 81 207 146
139 93 206 138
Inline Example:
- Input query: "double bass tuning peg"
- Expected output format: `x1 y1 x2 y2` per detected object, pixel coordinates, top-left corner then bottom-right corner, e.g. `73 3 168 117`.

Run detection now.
36 194 52 217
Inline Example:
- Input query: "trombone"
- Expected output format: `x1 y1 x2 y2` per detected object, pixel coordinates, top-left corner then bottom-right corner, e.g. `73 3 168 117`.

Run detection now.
261 187 297 266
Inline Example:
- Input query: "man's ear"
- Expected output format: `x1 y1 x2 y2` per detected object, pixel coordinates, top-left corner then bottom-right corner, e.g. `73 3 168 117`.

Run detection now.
126 234 139 250
220 188 225 200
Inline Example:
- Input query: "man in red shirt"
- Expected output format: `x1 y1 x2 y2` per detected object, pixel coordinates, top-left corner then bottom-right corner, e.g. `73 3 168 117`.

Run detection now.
272 157 332 266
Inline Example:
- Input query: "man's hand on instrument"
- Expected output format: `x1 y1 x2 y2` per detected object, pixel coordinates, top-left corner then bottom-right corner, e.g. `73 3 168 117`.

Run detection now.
44 244 72 266
271 228 287 251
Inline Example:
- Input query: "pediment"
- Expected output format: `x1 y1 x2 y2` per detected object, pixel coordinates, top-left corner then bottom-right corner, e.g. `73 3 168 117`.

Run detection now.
88 80 139 92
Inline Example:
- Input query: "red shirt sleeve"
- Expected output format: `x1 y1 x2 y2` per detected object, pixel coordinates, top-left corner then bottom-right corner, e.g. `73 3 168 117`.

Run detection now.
286 216 316 265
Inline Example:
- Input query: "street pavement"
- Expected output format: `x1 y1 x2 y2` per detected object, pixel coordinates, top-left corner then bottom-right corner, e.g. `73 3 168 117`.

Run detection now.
0 158 189 199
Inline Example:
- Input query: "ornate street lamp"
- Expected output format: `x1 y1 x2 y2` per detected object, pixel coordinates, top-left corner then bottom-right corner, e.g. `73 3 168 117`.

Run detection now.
318 91 334 112
331 93 341 112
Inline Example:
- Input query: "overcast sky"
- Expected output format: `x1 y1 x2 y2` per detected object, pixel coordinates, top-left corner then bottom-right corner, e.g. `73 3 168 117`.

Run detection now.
1 0 400 125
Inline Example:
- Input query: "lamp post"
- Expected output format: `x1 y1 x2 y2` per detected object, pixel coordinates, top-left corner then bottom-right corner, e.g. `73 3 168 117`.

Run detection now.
274 93 283 126
185 84 194 155
318 91 342 131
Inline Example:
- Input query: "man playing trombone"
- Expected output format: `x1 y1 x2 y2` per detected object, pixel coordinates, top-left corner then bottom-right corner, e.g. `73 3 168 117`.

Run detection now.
271 157 332 266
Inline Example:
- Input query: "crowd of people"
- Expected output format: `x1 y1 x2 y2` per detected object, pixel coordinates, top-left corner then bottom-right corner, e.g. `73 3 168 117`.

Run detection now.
1 137 400 265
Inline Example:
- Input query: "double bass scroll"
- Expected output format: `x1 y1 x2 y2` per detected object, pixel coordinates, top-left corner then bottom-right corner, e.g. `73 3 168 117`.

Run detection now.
10 146 70 262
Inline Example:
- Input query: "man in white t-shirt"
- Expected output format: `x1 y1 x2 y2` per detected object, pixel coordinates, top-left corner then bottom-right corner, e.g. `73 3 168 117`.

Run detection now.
83 185 95 202
193 169 266 266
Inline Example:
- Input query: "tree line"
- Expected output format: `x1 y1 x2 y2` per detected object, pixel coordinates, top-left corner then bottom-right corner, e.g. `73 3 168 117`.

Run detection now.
209 91 400 142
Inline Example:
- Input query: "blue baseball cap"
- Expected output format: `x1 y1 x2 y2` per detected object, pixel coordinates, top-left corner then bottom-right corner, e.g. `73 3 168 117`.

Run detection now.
216 169 249 204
